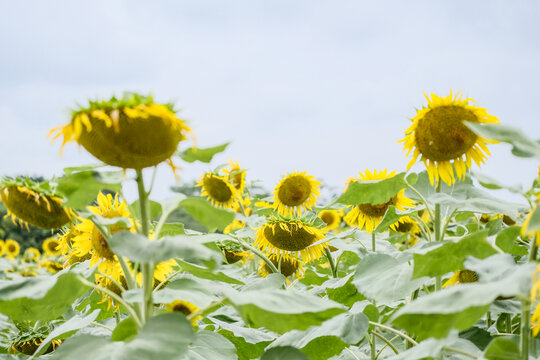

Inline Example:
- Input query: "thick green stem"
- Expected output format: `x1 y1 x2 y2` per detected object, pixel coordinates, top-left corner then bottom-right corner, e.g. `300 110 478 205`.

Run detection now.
236 238 279 274
371 330 376 360
372 232 376 252
324 247 337 278
368 321 418 346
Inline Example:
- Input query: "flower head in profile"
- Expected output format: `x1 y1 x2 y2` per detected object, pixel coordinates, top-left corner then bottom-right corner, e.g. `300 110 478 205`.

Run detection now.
400 91 499 186
443 270 479 288
223 159 246 194
258 253 305 283
273 171 321 216
166 300 201 325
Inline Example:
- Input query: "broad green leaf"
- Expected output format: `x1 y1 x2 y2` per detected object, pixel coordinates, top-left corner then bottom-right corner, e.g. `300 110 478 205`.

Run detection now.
465 122 540 159
260 347 310 360
57 170 123 209
374 205 420 233
108 231 221 265
154 278 220 308
323 275 366 307
353 254 426 304
31 310 100 357
392 259 535 339
158 223 186 237
412 231 497 279
267 311 368 360
179 142 229 163
130 199 162 220
495 226 528 256
0 272 91 321
484 337 520 360
184 330 237 360
472 171 523 193
111 317 138 342
224 288 345 333
387 333 481 360
335 172 410 206
51 313 194 360
217 329 271 360
180 197 235 232
177 260 244 285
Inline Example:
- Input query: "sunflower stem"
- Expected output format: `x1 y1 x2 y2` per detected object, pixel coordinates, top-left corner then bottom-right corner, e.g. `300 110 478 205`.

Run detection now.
324 247 337 278
434 181 442 291
372 232 376 252
368 321 418 346
236 238 280 275
405 180 434 220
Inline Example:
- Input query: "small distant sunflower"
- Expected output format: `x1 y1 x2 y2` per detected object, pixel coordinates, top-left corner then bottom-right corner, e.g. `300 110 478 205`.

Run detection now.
258 253 305 282
0 178 73 230
5 239 20 259
23 247 41 262
0 240 5 257
400 91 499 186
344 169 415 233
10 338 62 355
318 209 343 232
218 241 254 264
273 172 321 216
42 237 62 257
254 216 327 262
393 217 422 246
40 260 64 274
223 160 246 194
196 172 238 209
166 300 201 325
49 93 193 170
443 270 479 288
7 322 62 356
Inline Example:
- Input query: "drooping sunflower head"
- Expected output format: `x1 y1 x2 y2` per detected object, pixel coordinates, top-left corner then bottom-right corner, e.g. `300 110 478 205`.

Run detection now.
258 253 305 282
8 322 62 355
5 239 20 259
254 215 327 262
166 300 201 325
400 91 499 186
49 93 193 170
318 209 343 232
344 169 415 233
196 172 238 209
223 159 246 194
218 240 254 264
273 171 321 216
393 216 422 247
443 269 479 288
42 237 62 257
0 177 73 230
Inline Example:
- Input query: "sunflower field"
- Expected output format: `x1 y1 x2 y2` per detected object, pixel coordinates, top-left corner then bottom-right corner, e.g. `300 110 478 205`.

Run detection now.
0 92 539 360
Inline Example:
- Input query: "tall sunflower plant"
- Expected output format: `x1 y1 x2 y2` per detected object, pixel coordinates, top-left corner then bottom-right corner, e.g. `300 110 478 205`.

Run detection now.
1 91 540 359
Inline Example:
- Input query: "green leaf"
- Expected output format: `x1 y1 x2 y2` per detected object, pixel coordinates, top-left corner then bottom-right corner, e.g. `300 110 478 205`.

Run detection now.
154 278 220 308
484 337 520 360
224 288 345 334
335 172 409 206
260 347 310 360
392 258 535 339
495 226 528 256
177 260 244 285
158 223 186 237
180 197 235 232
267 311 369 360
57 170 123 209
472 171 523 193
353 254 426 304
412 231 497 279
386 333 481 360
51 313 195 360
0 272 91 321
465 122 540 159
374 205 420 233
179 143 229 163
184 330 237 360
111 317 138 342
131 199 162 220
108 231 221 265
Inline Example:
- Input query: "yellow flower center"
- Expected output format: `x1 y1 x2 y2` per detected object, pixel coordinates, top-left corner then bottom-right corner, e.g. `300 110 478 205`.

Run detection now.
277 176 312 206
358 198 395 217
458 270 478 283
264 223 315 251
414 105 478 161
203 176 233 203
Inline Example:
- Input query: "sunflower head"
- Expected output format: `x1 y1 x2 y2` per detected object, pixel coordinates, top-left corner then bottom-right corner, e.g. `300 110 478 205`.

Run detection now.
49 93 193 170
218 240 254 264
8 322 62 355
5 239 20 259
400 91 499 186
0 177 73 230
223 160 246 194
0 240 4 257
443 269 479 288
166 300 201 325
273 171 321 216
318 209 343 232
196 172 238 209
40 260 64 274
254 214 327 262
258 253 305 282
23 247 41 262
42 237 62 257
344 169 414 233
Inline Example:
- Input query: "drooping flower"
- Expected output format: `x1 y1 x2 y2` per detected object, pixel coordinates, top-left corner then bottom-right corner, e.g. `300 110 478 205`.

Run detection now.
258 253 305 283
443 270 479 288
400 91 499 186
218 240 254 264
344 169 414 233
273 171 321 216
196 172 238 209
49 93 193 170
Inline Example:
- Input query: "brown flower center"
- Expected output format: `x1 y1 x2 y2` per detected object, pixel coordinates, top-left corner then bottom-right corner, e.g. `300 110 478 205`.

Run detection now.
278 176 311 206
203 175 233 203
264 256 299 277
264 223 315 251
458 270 479 283
358 198 395 217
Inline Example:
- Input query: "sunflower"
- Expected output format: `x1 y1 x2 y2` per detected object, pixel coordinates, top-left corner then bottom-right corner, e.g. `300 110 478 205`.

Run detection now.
223 159 246 194
254 216 327 262
196 172 238 209
0 240 4 257
443 270 479 288
23 247 41 262
318 209 343 232
393 216 422 246
0 178 73 230
10 338 62 355
400 91 499 186
40 260 64 274
5 239 20 259
42 237 62 257
258 253 305 282
166 300 201 325
344 169 415 233
273 171 321 216
49 93 193 170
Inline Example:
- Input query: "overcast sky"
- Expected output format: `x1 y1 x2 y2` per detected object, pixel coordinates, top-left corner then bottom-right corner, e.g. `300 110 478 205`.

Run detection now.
1 1 539 203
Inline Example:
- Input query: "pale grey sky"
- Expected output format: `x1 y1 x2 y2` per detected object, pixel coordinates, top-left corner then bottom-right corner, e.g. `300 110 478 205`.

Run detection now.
1 1 539 203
